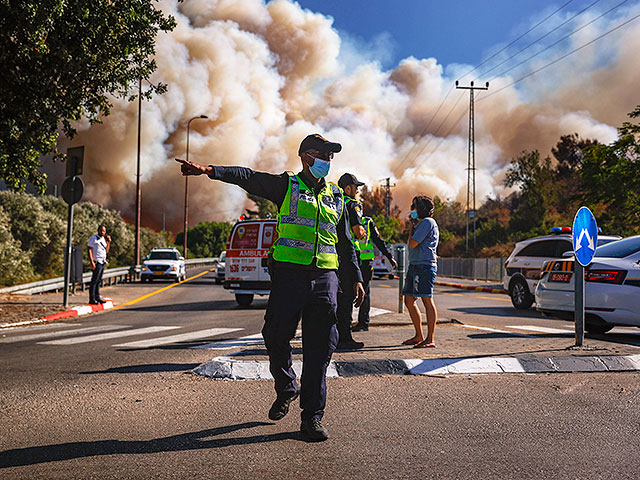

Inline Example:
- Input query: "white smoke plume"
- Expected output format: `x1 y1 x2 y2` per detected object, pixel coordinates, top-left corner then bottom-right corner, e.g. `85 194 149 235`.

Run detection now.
49 0 640 231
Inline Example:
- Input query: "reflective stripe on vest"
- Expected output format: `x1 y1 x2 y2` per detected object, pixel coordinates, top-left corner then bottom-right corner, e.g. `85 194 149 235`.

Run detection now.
359 217 375 261
272 175 343 268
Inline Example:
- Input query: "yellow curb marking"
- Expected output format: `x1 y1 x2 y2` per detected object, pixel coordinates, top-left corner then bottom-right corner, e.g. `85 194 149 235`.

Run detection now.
113 268 216 310
477 295 510 302
441 292 463 296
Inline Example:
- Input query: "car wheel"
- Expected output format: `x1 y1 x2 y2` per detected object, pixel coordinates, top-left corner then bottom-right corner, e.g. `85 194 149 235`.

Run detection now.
388 274 395 279
509 278 534 310
235 294 254 306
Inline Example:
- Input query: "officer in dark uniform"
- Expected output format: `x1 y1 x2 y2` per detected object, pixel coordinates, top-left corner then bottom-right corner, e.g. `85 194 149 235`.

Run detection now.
352 216 398 331
176 134 364 442
335 173 367 349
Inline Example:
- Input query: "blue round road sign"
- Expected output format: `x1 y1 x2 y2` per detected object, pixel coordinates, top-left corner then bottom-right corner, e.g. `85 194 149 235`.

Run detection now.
572 207 598 267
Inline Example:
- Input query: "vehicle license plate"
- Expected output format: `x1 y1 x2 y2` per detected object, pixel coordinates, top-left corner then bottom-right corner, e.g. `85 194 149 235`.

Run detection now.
154 271 164 275
549 272 572 283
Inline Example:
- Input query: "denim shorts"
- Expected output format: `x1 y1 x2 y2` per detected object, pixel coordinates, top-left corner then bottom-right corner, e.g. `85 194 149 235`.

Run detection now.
401 263 437 298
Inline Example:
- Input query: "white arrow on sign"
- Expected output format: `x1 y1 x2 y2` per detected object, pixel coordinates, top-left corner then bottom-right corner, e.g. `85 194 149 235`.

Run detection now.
575 228 595 252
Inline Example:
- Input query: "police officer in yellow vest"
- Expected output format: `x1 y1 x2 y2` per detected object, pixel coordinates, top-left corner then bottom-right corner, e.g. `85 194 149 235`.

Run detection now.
336 173 368 349
176 134 364 442
352 216 398 331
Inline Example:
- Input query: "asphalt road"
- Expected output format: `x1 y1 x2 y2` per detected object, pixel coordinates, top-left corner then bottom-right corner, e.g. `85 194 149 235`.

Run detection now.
1 269 639 479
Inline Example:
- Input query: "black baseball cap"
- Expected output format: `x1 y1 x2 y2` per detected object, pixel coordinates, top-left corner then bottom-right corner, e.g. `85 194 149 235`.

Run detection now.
298 134 342 156
338 173 365 188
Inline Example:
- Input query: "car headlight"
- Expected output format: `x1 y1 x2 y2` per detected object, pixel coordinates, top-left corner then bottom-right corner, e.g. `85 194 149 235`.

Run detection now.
171 266 177 271
142 265 148 271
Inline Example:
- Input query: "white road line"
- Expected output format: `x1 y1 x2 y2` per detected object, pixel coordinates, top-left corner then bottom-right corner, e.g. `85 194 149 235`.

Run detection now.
194 333 263 350
39 326 179 345
459 324 536 337
1 325 129 344
113 327 242 348
506 325 573 335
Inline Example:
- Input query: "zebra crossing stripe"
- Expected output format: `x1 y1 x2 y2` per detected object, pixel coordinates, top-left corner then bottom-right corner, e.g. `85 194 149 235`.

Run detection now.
459 324 536 337
0 325 129 344
506 325 573 335
39 326 180 345
113 328 242 348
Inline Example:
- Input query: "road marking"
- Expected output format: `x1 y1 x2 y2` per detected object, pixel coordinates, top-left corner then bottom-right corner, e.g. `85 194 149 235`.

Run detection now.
113 327 242 348
0 325 129 344
442 292 463 296
506 325 573 335
477 295 510 302
459 324 536 337
194 333 263 350
112 268 216 310
379 284 391 288
39 326 179 345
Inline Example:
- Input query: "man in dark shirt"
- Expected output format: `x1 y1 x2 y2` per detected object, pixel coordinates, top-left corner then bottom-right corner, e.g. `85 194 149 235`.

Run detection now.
352 216 398 331
176 134 364 442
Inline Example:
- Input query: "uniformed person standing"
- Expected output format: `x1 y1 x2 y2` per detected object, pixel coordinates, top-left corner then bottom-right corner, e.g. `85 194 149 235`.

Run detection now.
335 173 367 349
352 216 398 331
176 134 364 442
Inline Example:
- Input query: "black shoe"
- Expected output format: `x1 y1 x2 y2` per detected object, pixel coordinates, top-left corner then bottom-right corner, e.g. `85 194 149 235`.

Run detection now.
336 339 364 350
300 418 329 442
96 298 107 304
89 300 98 305
351 324 369 332
268 390 299 421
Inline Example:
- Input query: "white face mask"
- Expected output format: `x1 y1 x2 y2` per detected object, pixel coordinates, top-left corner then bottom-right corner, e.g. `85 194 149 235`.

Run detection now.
308 156 331 178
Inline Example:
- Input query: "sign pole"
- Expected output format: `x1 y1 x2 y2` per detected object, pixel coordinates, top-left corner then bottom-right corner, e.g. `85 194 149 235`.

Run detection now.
396 245 406 313
63 180 76 308
574 262 584 346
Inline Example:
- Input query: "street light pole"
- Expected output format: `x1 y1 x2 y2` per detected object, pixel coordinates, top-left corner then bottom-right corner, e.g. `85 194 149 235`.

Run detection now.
184 115 208 259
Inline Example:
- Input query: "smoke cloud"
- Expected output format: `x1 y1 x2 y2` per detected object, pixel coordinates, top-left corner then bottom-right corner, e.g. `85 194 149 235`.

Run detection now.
48 0 640 231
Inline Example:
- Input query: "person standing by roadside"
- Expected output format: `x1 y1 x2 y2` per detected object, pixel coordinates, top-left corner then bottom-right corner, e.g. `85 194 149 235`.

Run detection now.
176 134 364 442
402 196 439 348
336 173 367 349
352 216 398 332
87 225 111 304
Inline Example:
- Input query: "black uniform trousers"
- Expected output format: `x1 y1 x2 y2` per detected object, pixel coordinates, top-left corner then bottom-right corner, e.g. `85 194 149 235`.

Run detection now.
356 259 373 328
262 266 339 421
336 266 358 343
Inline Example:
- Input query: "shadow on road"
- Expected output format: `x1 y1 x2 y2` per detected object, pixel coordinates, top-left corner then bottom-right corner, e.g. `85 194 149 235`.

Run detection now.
124 300 247 312
0 422 303 468
449 306 543 319
80 363 200 374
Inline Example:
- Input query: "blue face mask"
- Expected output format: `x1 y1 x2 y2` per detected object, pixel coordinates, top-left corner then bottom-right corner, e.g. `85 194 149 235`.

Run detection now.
308 156 331 179
410 210 418 220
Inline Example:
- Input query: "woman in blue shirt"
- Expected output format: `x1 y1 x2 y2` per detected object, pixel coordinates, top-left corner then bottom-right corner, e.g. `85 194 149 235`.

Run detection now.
402 196 439 348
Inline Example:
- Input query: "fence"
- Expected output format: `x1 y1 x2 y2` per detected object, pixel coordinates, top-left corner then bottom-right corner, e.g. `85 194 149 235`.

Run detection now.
437 257 506 282
0 258 217 295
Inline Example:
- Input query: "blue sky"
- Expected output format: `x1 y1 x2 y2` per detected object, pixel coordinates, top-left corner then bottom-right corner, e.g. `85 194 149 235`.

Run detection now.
295 0 615 69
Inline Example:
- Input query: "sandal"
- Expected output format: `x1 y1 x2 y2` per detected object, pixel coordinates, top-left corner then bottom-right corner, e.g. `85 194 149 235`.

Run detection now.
414 340 437 348
402 338 422 345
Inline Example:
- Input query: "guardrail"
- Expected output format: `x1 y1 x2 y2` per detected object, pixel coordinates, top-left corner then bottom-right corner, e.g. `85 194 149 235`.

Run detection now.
0 258 217 295
437 257 506 283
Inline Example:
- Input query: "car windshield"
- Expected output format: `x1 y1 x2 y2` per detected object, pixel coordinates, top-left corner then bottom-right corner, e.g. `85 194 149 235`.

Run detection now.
594 236 640 258
149 251 179 260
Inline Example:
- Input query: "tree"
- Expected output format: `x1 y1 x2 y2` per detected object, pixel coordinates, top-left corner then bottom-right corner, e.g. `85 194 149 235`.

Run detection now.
175 221 233 259
246 193 278 219
579 107 640 235
503 150 555 235
0 0 177 193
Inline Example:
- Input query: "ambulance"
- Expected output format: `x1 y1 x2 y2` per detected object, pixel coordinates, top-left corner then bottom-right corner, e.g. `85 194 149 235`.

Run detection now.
224 218 276 306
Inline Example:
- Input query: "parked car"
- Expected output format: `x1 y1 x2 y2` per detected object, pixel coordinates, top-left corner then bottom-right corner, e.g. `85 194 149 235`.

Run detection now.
372 243 397 279
224 219 276 306
535 235 640 333
504 228 621 309
140 247 186 283
215 251 226 284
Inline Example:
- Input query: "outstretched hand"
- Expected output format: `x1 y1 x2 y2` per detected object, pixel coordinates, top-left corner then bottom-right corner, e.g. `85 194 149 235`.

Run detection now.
175 158 209 176
353 282 365 308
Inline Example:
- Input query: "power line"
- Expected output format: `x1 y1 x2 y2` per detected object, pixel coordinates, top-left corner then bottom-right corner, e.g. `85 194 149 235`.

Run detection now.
480 10 640 102
487 0 630 83
476 0 603 81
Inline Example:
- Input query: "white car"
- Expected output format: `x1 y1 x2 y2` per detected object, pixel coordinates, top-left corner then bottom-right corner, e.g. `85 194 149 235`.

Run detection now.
140 247 186 283
535 235 640 333
504 228 621 310
215 251 226 284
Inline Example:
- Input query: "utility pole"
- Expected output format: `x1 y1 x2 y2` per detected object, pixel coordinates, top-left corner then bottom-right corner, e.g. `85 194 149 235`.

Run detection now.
381 177 395 218
455 80 488 254
135 77 142 271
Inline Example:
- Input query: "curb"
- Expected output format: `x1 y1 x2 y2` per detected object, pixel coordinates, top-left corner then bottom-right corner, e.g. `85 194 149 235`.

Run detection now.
0 300 115 329
435 281 507 294
193 354 640 380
